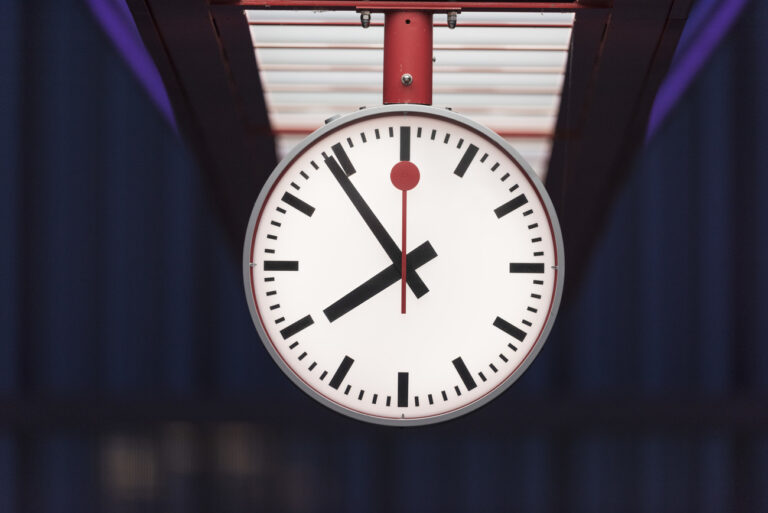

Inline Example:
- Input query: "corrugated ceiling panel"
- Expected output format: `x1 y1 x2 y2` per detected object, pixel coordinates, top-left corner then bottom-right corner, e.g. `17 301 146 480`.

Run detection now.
247 10 573 178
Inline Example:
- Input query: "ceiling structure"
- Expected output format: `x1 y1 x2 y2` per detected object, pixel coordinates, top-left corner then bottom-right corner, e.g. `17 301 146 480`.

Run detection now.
125 0 692 298
248 10 574 177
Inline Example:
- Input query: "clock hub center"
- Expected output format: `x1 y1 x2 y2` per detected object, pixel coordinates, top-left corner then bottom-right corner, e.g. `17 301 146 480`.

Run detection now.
390 161 420 191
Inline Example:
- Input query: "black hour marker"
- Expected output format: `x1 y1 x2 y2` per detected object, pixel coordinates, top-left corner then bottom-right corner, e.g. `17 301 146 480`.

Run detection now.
290 181 300 190
527 306 538 313
522 320 532 327
271 221 281 227
531 293 541 299
344 384 351 395
289 341 299 349
267 234 277 240
375 128 381 139
398 372 409 407
500 173 510 182
386 396 391 406
457 138 464 149
452 357 477 391
388 126 394 137
310 160 319 170
533 280 544 285
372 394 378 404
428 394 434 405
279 315 314 339
523 209 534 216
264 260 299 271
281 192 315 217
480 153 488 163
269 304 280 310
510 263 545 274
276 207 286 214
443 133 450 144
489 363 498 373
533 251 544 256
528 223 538 229
507 343 517 352
499 353 508 363
264 249 275 254
493 316 527 342
491 162 500 171
509 184 519 192
320 370 328 380
441 390 448 401
329 355 354 389
478 372 487 382
331 143 357 176
358 390 364 400
266 291 276 296
360 132 367 143
309 362 317 371
494 194 528 218
400 126 410 161
414 396 419 407
264 277 275 282
430 129 436 140
346 137 354 148
300 170 309 179
453 143 479 178
454 386 462 396
275 317 285 324
532 237 542 243
298 352 307 361
417 127 422 137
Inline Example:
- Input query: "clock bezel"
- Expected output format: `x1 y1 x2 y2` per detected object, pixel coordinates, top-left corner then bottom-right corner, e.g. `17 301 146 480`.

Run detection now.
243 104 565 426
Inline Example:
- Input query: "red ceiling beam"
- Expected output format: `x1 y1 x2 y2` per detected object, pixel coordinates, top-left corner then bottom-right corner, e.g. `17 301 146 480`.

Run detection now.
253 43 568 51
259 64 565 73
248 21 574 28
217 1 594 12
270 127 552 137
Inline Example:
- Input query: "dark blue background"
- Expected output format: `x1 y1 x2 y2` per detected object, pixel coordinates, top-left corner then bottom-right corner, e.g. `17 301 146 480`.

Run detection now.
1 0 767 511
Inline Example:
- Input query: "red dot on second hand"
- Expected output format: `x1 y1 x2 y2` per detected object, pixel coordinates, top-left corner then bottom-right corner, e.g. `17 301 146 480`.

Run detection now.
390 161 420 191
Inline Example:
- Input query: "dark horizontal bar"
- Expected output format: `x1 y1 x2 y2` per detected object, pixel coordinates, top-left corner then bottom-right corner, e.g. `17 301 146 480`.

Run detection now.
218 1 598 13
0 397 764 433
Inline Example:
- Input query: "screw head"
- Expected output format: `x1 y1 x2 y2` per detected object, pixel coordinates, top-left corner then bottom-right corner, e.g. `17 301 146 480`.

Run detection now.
360 11 371 28
447 11 458 29
401 73 413 86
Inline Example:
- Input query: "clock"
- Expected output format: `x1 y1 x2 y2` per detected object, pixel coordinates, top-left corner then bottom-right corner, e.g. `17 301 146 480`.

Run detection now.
243 104 563 426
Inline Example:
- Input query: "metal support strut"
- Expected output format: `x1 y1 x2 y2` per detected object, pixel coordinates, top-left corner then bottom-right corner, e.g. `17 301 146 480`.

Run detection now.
383 12 433 105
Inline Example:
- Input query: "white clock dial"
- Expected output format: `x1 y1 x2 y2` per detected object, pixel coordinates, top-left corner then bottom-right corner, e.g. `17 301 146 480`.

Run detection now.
243 105 563 426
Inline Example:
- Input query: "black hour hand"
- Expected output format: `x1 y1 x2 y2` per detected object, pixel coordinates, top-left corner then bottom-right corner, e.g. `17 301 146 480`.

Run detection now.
324 241 437 322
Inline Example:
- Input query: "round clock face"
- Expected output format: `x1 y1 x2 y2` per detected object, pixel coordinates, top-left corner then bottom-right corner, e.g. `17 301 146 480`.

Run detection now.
243 105 563 426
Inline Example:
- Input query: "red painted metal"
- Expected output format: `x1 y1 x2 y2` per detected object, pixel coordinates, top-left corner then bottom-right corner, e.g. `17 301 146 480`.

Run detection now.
248 21 574 28
225 0 590 12
383 12 433 105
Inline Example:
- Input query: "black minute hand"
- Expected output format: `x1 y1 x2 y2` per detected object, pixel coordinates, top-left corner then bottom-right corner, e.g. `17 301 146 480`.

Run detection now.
324 155 429 298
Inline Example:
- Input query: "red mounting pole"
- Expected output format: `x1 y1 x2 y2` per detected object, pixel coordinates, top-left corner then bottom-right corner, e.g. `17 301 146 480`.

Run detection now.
382 12 433 105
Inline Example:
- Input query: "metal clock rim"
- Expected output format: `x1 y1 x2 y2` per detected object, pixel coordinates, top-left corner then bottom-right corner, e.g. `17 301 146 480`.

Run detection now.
242 104 565 427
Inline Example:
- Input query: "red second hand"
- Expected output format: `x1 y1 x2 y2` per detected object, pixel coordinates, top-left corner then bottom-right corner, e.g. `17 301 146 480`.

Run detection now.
390 161 420 314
